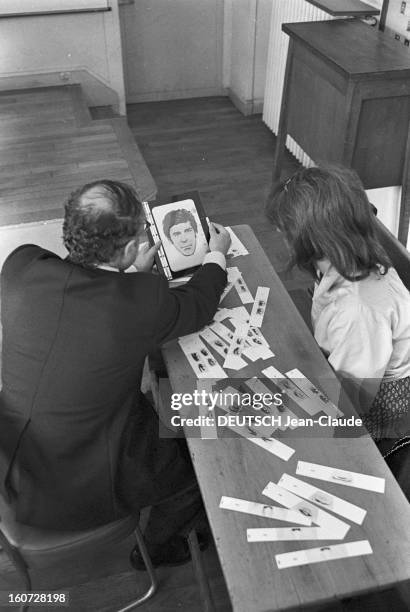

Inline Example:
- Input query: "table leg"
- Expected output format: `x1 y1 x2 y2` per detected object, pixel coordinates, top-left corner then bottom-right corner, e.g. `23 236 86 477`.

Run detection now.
187 529 215 612
398 125 410 247
271 39 295 188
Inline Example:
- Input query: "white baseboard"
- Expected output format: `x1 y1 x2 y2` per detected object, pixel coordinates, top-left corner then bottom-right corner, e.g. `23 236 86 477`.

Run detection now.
227 88 264 115
0 69 123 114
125 86 225 104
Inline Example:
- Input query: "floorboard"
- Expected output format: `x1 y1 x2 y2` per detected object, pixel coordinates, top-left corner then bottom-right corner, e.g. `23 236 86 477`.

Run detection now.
127 97 309 286
0 87 155 227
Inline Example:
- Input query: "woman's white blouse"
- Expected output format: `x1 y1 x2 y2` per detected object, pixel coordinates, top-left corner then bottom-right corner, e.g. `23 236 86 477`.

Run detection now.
311 264 410 383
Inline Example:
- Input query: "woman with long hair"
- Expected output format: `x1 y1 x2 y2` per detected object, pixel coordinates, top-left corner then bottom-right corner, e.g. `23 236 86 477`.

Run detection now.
267 165 410 450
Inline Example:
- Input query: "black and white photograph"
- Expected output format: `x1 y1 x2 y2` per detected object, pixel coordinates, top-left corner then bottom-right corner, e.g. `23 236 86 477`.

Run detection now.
151 199 209 273
0 1 409 611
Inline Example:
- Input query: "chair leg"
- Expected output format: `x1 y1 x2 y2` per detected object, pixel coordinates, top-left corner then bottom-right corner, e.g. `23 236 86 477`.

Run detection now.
187 529 215 612
117 525 158 612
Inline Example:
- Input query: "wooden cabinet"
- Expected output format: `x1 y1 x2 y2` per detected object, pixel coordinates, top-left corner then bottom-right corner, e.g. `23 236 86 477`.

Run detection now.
272 18 410 245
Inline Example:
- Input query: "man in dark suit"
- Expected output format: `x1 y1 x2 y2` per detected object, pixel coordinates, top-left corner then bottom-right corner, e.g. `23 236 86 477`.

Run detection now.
0 179 230 567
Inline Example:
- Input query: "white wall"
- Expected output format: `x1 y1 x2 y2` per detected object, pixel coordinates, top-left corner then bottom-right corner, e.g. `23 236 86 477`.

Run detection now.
366 187 410 249
223 0 272 115
385 0 410 38
0 0 108 13
118 0 271 111
229 0 256 108
0 0 126 114
254 0 273 103
120 0 224 103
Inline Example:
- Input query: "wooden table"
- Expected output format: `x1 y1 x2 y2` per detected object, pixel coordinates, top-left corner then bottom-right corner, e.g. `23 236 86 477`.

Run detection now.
305 0 380 17
161 226 410 611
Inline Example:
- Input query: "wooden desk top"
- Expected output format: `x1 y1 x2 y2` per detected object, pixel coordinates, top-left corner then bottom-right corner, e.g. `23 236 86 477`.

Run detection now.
161 226 410 612
282 19 410 79
306 0 380 17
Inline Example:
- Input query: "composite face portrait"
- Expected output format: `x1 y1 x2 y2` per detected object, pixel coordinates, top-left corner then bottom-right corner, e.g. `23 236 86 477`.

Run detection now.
168 219 197 256
152 199 209 273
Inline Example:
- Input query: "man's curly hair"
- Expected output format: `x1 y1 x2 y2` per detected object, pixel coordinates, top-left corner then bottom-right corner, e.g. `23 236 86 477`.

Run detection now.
63 180 143 266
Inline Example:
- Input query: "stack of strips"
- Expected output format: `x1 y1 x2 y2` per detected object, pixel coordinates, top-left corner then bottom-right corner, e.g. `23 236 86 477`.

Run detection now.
179 276 274 376
285 368 343 418
212 305 274 365
261 482 352 539
219 282 272 369
261 366 323 417
220 461 386 570
262 366 345 419
223 320 251 370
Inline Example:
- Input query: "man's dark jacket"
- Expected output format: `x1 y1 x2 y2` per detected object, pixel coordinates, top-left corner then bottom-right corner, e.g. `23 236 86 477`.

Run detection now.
0 245 226 530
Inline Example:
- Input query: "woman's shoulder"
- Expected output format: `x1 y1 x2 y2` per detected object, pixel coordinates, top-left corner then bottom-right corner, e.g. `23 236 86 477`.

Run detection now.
358 267 410 304
327 266 410 322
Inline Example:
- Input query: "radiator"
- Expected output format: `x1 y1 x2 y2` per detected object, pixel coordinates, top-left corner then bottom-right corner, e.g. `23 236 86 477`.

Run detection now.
263 0 332 166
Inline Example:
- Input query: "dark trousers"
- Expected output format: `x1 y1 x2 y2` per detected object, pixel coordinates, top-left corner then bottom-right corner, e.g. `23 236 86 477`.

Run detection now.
117 395 206 552
143 477 205 555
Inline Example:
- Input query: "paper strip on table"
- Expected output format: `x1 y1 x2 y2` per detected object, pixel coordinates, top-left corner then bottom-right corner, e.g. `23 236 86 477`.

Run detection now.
213 308 232 322
243 377 298 431
178 334 227 379
235 273 254 304
197 379 218 439
208 322 247 369
262 482 350 538
199 326 230 358
220 267 242 303
242 327 274 361
285 368 343 417
262 366 321 416
215 386 280 437
247 527 341 542
297 461 385 494
223 321 250 369
278 474 366 524
217 400 294 460
229 306 251 322
275 540 372 569
249 287 270 328
226 227 249 258
219 496 311 525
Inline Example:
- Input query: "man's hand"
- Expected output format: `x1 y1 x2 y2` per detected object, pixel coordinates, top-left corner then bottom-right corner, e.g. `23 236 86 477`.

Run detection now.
208 222 231 256
133 241 162 272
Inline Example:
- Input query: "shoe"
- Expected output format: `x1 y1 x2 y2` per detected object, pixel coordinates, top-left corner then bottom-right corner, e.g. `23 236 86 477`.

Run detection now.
130 531 210 572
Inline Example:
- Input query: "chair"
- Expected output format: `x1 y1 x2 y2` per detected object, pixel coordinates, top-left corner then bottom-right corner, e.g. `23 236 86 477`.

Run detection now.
0 491 215 612
0 365 216 612
383 437 410 501
0 492 157 612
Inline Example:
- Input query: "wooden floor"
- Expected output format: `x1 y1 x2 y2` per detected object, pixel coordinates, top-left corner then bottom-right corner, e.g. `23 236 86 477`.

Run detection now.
0 93 409 611
0 86 155 227
126 97 300 279
0 534 232 611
